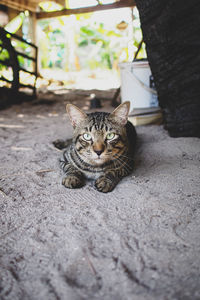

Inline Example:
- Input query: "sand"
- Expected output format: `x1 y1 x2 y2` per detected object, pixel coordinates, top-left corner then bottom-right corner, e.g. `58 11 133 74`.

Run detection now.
0 94 200 300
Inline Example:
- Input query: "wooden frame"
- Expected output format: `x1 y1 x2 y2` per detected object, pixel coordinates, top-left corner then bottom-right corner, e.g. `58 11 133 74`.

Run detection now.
0 28 38 95
36 0 135 19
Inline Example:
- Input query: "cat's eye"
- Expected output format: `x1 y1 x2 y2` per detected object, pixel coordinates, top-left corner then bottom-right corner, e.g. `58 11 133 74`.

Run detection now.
106 132 115 140
83 133 92 141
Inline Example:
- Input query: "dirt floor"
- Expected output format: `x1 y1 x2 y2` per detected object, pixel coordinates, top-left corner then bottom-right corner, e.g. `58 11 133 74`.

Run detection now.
0 91 200 300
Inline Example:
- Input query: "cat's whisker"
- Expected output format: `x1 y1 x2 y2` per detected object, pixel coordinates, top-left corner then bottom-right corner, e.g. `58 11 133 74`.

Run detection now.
116 153 135 161
118 161 132 173
117 156 133 171
112 156 132 174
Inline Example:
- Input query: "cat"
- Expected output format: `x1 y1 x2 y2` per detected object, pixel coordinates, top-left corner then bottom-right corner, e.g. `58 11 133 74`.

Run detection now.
57 101 137 193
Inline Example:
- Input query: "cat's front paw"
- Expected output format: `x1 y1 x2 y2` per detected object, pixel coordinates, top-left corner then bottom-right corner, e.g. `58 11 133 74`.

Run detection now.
95 176 116 193
62 175 84 189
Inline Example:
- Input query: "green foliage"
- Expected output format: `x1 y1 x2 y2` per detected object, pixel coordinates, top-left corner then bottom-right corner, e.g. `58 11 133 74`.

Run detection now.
0 48 9 71
5 12 25 34
37 7 146 72
0 48 9 61
132 7 147 59
80 26 95 36
77 22 123 69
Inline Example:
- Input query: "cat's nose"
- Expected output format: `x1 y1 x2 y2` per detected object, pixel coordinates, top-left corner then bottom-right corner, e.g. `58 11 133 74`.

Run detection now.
94 149 104 156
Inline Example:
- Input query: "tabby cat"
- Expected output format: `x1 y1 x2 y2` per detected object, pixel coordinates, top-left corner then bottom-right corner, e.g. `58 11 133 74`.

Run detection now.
58 101 137 193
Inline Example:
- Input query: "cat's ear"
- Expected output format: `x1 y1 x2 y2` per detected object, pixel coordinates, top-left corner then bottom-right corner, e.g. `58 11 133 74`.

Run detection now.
66 104 87 127
109 101 130 126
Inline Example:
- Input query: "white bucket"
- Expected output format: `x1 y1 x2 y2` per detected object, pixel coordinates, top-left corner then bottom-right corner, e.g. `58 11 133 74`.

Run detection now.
119 60 158 112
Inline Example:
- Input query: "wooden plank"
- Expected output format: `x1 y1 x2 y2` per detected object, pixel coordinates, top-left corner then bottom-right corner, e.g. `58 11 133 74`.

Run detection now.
7 32 38 49
19 83 35 89
16 51 36 62
0 76 12 84
19 67 37 76
36 0 135 19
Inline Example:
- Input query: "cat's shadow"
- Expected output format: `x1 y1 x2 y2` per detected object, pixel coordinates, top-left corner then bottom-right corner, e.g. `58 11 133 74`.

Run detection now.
53 139 72 150
131 135 144 171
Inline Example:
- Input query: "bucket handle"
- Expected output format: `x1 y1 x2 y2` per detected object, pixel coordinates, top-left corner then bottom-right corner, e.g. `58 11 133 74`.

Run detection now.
125 69 157 95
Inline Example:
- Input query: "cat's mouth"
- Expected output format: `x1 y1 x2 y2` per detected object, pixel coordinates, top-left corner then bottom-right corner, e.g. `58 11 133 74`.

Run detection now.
80 152 109 165
95 156 105 164
90 154 108 165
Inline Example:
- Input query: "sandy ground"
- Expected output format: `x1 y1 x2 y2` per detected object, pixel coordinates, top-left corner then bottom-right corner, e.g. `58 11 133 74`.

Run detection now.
0 93 200 300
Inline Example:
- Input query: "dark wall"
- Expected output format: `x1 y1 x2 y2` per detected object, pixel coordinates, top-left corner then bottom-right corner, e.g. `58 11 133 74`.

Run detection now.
135 0 200 137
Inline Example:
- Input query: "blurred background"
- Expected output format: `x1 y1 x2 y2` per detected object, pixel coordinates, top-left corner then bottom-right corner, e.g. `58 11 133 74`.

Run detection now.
0 0 146 91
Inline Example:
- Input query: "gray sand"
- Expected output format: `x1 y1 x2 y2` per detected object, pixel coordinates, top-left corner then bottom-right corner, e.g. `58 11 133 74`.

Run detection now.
0 97 200 300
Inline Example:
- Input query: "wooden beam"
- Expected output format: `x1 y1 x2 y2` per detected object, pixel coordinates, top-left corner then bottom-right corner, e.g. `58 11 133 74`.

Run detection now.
0 0 37 12
36 0 135 19
16 51 37 61
7 31 37 49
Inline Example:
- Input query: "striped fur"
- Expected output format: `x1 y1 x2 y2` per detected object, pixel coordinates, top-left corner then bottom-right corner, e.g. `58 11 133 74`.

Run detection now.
59 102 137 193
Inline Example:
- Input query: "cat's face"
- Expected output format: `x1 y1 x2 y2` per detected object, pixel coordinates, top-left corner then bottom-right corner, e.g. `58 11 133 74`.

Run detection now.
66 102 130 166
73 119 127 165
